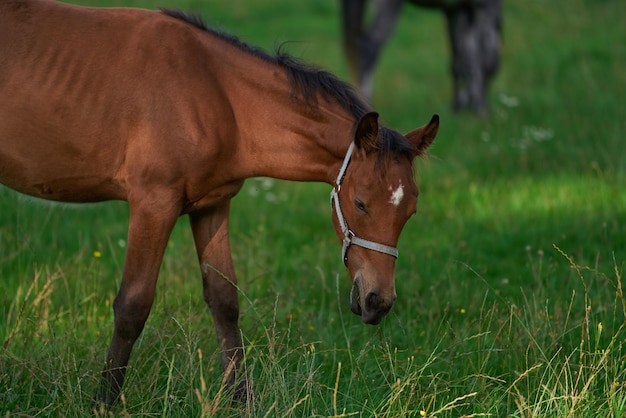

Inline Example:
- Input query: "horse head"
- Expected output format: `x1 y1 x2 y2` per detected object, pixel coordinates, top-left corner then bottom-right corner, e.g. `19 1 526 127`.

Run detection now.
331 112 439 324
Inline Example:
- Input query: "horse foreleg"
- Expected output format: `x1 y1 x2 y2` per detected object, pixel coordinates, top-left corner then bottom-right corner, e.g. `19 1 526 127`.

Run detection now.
341 0 366 85
95 197 180 406
341 0 402 100
360 0 403 98
189 203 248 401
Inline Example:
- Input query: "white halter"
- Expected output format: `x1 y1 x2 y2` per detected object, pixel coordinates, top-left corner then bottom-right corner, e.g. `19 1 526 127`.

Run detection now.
330 142 399 265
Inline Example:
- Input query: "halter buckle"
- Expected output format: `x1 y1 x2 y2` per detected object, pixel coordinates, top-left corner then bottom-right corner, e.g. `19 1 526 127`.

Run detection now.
342 230 355 265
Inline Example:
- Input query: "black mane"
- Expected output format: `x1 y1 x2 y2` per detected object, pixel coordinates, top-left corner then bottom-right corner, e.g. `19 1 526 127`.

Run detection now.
160 9 418 166
160 9 368 118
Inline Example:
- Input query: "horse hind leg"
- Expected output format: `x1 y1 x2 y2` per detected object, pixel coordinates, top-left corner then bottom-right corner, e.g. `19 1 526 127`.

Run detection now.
478 0 502 109
446 6 488 113
94 196 180 407
189 203 249 402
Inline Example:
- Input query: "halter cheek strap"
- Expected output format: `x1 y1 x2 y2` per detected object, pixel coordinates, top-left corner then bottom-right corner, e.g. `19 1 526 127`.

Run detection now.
330 142 399 265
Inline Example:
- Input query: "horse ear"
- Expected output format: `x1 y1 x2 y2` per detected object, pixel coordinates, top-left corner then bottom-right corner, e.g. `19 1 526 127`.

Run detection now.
405 114 439 157
354 112 379 153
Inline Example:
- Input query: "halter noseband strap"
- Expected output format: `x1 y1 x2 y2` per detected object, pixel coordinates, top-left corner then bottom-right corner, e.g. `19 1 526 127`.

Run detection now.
330 142 399 265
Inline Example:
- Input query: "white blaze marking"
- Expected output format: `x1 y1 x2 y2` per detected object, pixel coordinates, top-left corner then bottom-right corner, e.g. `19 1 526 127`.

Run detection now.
389 181 404 206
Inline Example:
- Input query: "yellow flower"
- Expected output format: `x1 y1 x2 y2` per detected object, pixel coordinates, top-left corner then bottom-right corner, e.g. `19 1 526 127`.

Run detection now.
93 250 102 258
420 410 427 417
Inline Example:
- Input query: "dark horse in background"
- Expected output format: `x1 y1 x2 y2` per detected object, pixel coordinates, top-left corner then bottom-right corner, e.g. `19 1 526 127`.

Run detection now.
0 0 438 407
341 0 502 114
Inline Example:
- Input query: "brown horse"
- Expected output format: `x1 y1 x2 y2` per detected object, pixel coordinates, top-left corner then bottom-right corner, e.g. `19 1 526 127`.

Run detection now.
0 0 439 406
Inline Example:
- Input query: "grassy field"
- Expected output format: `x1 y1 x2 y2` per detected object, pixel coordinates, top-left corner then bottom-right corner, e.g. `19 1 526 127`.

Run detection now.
2 0 625 416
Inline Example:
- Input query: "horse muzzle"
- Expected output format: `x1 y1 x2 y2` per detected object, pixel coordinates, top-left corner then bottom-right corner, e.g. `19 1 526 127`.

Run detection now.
350 276 396 325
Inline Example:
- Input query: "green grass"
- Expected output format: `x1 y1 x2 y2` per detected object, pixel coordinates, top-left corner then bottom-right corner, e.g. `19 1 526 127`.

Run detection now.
2 0 625 416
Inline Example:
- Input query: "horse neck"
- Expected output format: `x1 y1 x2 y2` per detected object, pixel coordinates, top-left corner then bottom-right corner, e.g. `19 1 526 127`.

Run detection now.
218 53 356 185
244 102 354 184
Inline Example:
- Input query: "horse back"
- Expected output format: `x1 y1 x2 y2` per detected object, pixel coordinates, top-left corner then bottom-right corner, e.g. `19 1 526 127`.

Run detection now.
0 0 235 204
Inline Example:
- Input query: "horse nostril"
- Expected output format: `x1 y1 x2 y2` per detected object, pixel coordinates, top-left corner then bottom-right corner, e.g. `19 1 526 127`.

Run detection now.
365 291 381 311
361 290 395 324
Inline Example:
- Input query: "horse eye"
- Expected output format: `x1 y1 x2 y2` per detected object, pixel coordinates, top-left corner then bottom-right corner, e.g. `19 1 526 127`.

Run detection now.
355 198 367 213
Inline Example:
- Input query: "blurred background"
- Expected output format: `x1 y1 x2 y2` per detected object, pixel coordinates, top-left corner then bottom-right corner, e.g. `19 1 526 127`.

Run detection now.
1 0 625 416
